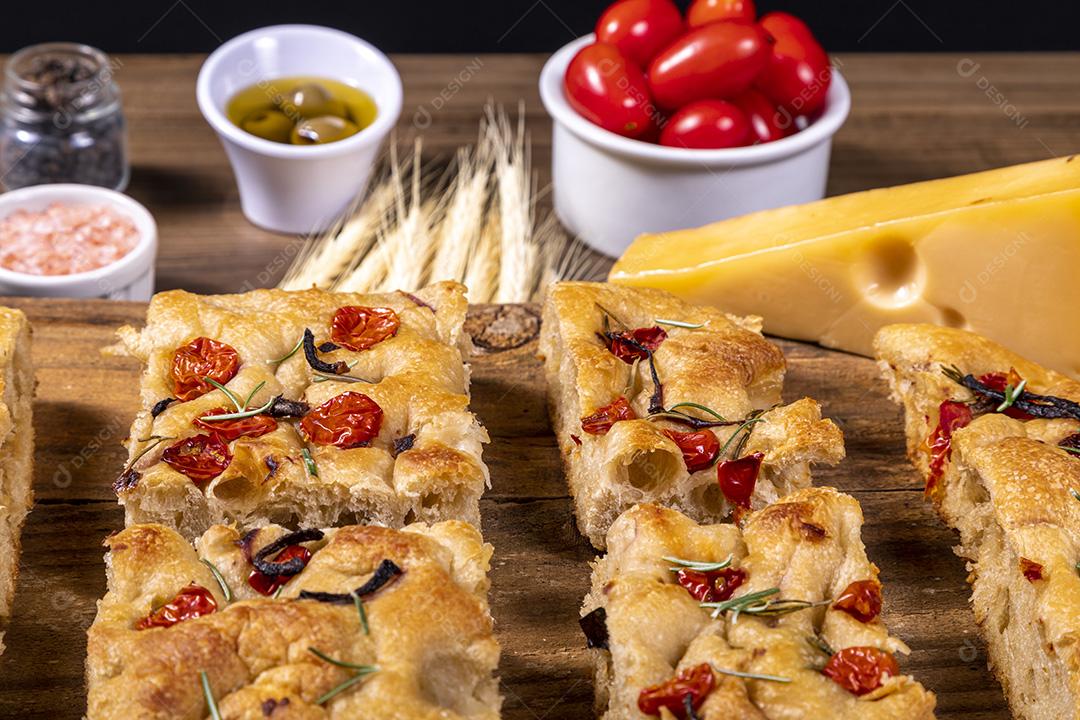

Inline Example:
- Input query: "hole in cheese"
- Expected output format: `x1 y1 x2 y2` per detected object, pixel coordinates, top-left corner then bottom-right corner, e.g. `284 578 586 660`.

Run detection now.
854 236 926 309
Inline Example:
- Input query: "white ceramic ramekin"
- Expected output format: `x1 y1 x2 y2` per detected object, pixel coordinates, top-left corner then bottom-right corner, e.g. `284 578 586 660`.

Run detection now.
539 34 851 257
0 184 157 300
196 25 402 234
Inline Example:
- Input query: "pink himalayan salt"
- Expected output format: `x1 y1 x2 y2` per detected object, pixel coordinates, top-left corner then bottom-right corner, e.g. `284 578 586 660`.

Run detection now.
0 202 139 276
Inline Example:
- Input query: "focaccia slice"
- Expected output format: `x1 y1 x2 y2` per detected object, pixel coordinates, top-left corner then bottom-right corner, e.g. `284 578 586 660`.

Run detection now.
0 307 32 655
539 282 844 548
86 520 501 719
106 282 489 538
876 323 1080 719
581 489 935 719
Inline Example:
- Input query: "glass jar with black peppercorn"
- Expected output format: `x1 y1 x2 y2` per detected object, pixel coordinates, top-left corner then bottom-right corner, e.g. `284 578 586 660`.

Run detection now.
0 42 129 191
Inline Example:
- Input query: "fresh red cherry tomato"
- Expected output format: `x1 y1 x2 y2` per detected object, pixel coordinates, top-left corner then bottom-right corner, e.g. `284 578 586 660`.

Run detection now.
647 22 770 110
833 579 883 623
687 0 756 27
171 337 240 402
733 88 791 143
581 396 637 435
638 663 715 717
564 42 659 139
756 12 831 115
660 99 751 149
331 306 400 352
162 433 232 486
596 0 684 68
136 584 218 630
301 391 384 449
823 646 899 696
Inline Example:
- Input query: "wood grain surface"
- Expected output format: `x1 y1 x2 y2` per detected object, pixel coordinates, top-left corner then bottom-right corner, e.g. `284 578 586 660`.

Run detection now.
70 52 1080 294
0 298 1009 719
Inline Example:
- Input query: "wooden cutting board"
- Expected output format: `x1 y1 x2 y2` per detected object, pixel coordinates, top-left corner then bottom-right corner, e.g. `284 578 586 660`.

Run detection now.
0 298 1009 719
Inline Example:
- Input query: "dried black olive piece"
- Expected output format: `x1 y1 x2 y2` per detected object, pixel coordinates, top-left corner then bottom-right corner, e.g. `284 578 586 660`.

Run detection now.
265 456 281 477
393 433 416 457
237 528 260 563
266 396 310 418
112 468 140 493
317 341 340 353
1060 433 1080 451
150 398 176 417
252 528 326 577
302 328 349 375
299 559 403 604
951 371 1080 421
579 607 609 650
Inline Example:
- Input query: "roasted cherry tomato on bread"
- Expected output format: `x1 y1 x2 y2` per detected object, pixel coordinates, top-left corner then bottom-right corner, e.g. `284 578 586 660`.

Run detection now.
331 306 400 352
663 429 720 472
194 407 278 441
756 12 831 115
733 88 791 143
659 99 751 149
608 326 667 363
638 663 715 717
596 0 684 68
687 0 756 27
565 43 659 140
137 583 218 630
162 433 232 485
717 451 764 509
823 646 899 696
676 566 746 602
924 400 973 498
581 396 637 435
248 545 313 595
833 578 883 623
301 391 384 449
647 21 770 110
171 337 240 402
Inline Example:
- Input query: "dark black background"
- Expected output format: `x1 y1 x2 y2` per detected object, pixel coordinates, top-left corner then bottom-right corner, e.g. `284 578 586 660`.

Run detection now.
1 1 1077 54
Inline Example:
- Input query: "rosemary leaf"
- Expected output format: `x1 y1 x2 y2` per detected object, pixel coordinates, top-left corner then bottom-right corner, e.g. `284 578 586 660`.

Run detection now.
1072 488 1080 501
718 416 766 459
273 584 285 600
267 336 304 364
302 448 319 478
1064 448 1080 457
996 379 1027 413
308 647 378 672
663 555 733 572
242 380 267 410
200 671 222 720
655 318 705 329
667 402 727 422
316 671 374 706
312 370 374 384
352 590 370 635
711 666 792 683
198 397 275 422
200 559 232 603
202 377 243 412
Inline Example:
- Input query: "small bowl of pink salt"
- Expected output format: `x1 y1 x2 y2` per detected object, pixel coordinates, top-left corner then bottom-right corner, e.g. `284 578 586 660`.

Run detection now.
0 184 156 299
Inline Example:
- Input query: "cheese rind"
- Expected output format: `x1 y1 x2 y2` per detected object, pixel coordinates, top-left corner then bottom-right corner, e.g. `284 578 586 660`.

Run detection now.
610 155 1080 378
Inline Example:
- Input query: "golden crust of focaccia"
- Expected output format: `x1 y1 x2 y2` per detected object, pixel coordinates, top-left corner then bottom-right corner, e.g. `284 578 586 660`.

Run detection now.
875 324 1080 719
0 307 33 655
105 282 489 538
582 489 936 719
86 520 500 719
539 282 844 548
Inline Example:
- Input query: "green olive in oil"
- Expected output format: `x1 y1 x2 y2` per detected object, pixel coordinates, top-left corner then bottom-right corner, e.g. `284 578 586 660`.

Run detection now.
226 76 378 146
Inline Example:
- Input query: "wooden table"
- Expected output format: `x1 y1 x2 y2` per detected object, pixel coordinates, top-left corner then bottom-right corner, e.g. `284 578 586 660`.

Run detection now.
105 52 1080 293
3 53 1075 718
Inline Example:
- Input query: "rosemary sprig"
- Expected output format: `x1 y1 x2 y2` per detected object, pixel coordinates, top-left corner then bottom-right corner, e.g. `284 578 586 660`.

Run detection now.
308 648 378 705
595 302 627 331
302 448 319 478
202 377 244 412
718 416 766 459
668 402 727 422
663 555 733 573
351 590 370 635
199 396 275 422
942 365 1080 420
200 671 222 720
806 634 835 657
200 559 232 603
655 318 705 329
312 370 374 384
267 336 304 364
712 666 792 683
1064 448 1080 457
1071 488 1080 502
273 584 285 599
701 587 831 622
126 435 175 470
996 379 1028 412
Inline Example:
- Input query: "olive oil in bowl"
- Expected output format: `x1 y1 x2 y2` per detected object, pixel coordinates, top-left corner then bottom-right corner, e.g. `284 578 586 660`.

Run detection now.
226 76 377 146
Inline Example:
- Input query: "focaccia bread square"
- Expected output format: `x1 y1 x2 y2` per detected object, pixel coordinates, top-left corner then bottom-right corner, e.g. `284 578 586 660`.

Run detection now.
539 282 844 548
581 489 936 719
0 307 33 655
106 282 489 538
876 323 1080 719
86 519 501 719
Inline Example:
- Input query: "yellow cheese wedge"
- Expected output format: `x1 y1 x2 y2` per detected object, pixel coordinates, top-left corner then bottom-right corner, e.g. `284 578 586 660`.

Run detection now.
609 155 1080 378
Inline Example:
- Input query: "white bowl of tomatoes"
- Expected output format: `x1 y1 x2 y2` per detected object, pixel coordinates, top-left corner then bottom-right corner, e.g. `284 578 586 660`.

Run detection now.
538 0 850 257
